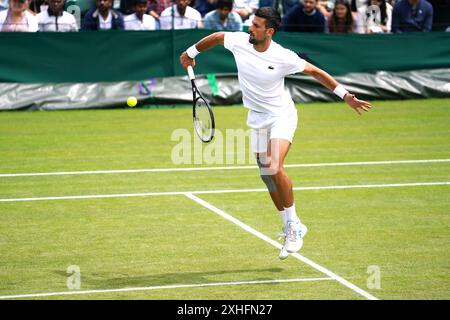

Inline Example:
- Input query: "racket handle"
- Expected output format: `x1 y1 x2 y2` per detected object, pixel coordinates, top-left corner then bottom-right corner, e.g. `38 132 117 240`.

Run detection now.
187 66 195 80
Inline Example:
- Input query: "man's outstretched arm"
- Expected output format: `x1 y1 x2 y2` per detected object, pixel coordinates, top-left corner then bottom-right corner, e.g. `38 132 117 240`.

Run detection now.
303 62 372 115
180 32 225 69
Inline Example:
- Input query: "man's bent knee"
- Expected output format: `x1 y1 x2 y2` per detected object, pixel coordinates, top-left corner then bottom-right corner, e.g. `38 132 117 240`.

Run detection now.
271 168 288 184
257 158 281 176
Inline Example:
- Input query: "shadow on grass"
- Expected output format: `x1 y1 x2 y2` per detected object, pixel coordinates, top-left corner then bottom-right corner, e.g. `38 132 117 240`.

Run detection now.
54 268 285 289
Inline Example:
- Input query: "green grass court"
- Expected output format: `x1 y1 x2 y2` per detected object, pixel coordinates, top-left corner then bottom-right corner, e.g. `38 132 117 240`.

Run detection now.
0 98 449 300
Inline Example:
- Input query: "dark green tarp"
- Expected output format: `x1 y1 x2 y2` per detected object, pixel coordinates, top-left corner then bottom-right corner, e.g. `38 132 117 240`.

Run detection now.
0 30 449 83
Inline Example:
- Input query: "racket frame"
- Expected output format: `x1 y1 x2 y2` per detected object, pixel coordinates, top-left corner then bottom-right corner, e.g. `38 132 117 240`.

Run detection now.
187 66 215 143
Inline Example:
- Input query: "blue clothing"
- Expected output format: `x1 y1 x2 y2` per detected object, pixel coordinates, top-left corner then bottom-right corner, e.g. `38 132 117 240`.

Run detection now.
283 0 299 14
195 0 218 17
204 10 243 31
81 8 125 31
391 0 433 32
281 4 327 33
259 0 277 8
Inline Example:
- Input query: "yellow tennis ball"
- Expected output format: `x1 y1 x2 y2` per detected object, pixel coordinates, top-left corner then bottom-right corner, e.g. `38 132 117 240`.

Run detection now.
127 96 137 107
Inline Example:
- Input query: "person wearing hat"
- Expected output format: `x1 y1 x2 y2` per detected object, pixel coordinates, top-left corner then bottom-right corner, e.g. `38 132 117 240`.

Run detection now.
124 0 156 30
0 0 38 31
37 0 78 31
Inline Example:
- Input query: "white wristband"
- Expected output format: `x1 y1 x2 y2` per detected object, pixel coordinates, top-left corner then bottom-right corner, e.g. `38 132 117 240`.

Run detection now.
186 45 200 59
333 84 349 100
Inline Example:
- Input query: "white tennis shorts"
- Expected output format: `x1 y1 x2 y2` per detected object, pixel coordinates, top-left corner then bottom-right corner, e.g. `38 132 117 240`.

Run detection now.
248 107 298 154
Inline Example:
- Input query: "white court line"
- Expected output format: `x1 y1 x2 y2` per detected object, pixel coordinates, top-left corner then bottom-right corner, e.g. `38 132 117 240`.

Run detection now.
184 193 379 301
0 159 449 177
0 277 333 300
0 181 449 202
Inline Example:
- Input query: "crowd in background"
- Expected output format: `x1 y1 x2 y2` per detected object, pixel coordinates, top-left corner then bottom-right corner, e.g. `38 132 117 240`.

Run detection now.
0 0 448 33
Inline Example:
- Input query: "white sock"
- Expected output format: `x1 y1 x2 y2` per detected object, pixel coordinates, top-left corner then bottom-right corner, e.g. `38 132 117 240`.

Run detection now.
285 204 300 224
279 210 287 226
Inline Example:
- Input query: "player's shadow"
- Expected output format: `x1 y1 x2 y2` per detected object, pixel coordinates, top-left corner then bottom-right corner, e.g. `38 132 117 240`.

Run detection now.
54 268 284 289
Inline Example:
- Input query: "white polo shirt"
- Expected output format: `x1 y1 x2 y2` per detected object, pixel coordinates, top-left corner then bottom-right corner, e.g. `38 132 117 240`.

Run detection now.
159 5 201 30
37 10 78 32
224 32 306 118
124 13 156 31
99 11 112 30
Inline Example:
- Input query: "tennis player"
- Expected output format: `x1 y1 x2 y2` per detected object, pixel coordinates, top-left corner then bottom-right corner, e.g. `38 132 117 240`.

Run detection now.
180 7 371 259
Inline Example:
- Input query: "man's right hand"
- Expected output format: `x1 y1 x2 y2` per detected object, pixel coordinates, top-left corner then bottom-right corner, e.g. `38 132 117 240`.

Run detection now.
180 52 195 69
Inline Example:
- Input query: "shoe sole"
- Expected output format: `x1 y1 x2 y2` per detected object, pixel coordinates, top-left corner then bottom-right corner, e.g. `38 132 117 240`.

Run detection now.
278 247 289 260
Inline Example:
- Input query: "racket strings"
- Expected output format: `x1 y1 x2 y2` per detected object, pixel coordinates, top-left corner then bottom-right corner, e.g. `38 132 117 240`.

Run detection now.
194 98 213 142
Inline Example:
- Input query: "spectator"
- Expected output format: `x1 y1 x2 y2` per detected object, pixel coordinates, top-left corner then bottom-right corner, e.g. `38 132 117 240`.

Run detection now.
124 0 156 29
283 0 301 14
351 0 368 11
147 0 171 21
316 0 333 19
160 0 202 29
391 0 433 32
259 0 296 15
120 0 134 15
204 0 242 30
327 0 358 32
37 0 78 31
82 0 124 30
233 0 258 21
29 0 47 13
0 0 38 31
195 0 218 16
281 0 327 32
357 0 392 33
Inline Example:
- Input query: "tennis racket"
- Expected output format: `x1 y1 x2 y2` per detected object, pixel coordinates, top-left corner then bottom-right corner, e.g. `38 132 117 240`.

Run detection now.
187 66 215 143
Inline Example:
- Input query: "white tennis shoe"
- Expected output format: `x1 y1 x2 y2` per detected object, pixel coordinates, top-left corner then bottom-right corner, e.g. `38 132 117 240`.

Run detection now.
279 246 290 260
278 227 289 260
279 221 308 258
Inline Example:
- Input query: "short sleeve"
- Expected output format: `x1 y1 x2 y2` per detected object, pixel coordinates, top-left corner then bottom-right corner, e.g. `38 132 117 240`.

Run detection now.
284 49 307 74
224 32 248 52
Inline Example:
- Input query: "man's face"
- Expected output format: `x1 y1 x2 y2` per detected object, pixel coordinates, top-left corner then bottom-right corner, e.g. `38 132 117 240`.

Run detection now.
176 0 190 13
49 0 64 13
218 7 231 20
303 0 316 13
96 0 112 12
135 3 147 17
248 16 271 45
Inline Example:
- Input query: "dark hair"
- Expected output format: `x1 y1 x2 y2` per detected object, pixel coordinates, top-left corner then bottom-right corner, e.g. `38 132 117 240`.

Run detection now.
330 0 354 33
254 7 281 33
217 0 233 9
